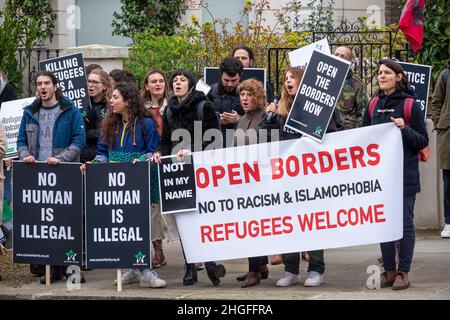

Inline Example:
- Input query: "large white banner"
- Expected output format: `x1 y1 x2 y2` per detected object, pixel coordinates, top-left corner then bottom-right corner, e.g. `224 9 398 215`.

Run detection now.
175 123 404 263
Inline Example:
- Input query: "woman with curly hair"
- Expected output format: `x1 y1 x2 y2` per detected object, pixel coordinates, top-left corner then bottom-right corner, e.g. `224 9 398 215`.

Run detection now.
233 78 269 288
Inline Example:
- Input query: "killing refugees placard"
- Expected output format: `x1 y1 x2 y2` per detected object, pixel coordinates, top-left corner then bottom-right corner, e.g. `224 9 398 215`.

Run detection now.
0 97 34 158
285 50 350 142
12 162 83 266
399 62 431 120
159 155 197 214
204 67 267 92
38 52 90 109
85 162 151 269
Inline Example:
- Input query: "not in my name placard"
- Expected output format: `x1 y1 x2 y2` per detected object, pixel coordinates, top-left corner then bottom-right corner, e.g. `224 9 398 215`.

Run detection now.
159 155 197 214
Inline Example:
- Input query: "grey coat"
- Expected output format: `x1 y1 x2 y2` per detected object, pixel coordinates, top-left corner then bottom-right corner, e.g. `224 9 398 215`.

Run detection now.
234 108 266 146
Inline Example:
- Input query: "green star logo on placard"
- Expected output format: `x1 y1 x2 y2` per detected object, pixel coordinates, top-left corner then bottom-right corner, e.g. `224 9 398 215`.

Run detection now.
134 251 145 264
65 249 77 261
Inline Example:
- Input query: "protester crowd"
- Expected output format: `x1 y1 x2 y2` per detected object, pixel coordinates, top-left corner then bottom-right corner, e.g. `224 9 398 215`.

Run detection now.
0 44 448 292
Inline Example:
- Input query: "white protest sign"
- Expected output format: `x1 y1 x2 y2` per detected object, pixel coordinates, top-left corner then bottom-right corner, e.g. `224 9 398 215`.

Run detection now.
0 97 35 158
196 79 211 96
174 123 403 263
288 38 331 68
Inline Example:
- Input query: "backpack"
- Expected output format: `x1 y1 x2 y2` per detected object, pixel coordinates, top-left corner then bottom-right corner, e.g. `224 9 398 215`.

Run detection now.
165 100 221 130
368 96 430 162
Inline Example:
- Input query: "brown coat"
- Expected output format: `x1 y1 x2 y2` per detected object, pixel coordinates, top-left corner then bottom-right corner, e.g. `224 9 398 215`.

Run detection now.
431 63 450 169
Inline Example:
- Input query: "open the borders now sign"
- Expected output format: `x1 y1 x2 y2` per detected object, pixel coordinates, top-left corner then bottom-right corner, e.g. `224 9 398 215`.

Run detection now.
286 50 350 142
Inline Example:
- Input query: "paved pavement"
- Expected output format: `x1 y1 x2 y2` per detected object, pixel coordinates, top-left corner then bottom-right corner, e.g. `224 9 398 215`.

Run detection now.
0 230 449 300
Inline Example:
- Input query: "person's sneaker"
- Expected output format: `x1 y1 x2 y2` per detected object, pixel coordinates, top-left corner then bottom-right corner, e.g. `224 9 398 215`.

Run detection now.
276 271 298 287
441 224 450 238
114 269 141 285
0 225 8 245
304 271 324 287
140 269 167 288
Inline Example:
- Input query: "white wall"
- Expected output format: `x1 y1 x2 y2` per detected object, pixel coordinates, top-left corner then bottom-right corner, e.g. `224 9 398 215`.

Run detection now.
181 0 387 30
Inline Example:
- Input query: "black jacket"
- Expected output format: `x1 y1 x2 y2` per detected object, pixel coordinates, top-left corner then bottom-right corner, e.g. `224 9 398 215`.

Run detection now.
80 98 107 162
362 89 429 196
161 90 220 155
0 84 18 106
207 81 245 145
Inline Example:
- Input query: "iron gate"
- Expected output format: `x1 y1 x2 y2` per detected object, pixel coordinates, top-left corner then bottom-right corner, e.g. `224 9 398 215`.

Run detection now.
267 21 403 98
18 48 61 97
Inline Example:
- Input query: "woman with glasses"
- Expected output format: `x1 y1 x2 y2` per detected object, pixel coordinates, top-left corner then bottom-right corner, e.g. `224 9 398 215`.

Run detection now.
80 68 112 163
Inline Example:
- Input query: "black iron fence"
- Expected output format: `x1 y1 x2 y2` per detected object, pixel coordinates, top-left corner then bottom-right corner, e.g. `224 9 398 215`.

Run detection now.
17 48 61 97
267 21 410 98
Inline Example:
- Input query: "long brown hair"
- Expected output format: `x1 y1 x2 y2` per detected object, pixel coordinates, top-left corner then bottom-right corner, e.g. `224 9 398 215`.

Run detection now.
140 69 168 107
102 83 149 147
278 67 304 117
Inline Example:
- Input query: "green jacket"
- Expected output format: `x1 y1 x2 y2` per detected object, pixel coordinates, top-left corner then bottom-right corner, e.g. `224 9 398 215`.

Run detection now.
335 70 368 129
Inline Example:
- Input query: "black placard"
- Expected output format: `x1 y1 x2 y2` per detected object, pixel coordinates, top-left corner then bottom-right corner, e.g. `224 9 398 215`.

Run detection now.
399 62 431 120
12 162 83 266
85 162 151 269
38 52 90 110
285 50 350 141
159 155 197 214
204 67 267 92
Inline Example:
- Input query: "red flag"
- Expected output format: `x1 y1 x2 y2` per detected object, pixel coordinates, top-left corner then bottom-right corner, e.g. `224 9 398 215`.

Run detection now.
398 0 425 52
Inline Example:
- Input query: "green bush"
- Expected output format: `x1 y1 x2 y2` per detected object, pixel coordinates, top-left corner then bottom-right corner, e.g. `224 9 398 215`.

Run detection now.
124 26 203 87
0 0 56 95
112 0 187 39
417 0 449 82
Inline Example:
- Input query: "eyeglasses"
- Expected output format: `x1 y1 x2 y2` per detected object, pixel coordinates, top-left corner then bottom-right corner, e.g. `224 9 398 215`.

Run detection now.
87 80 102 86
